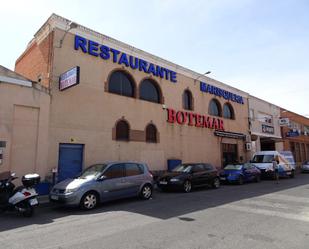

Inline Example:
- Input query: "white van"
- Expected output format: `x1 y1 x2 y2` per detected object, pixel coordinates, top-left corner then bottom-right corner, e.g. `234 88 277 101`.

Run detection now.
251 151 295 179
280 151 296 170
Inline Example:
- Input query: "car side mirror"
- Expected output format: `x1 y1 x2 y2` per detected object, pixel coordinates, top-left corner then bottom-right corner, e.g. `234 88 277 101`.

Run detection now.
98 175 107 181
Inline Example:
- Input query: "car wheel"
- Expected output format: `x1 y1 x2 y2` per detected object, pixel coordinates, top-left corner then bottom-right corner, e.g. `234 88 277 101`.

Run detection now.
255 174 261 183
238 175 244 185
80 192 98 210
290 170 295 178
183 180 192 193
212 177 220 189
140 184 152 200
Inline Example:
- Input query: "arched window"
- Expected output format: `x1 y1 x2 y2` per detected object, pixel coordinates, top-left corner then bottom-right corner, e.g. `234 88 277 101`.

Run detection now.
139 79 161 103
116 120 130 141
223 103 235 119
108 71 135 97
146 124 157 143
208 99 222 117
183 90 193 110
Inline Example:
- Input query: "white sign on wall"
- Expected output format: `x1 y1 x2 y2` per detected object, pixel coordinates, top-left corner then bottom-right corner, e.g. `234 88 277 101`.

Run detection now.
59 66 80 91
279 118 290 126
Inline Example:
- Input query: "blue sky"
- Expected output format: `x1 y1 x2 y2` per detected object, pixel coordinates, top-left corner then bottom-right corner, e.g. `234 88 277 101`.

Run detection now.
1 0 308 116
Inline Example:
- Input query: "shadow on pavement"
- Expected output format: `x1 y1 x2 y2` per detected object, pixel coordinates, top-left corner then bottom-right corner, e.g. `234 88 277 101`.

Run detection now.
1 173 309 232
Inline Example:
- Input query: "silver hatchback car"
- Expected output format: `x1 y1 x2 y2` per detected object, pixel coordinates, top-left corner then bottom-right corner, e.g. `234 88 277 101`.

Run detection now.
49 162 154 210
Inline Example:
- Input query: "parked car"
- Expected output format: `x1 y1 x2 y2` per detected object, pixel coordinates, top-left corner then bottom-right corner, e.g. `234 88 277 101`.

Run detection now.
219 163 261 185
157 163 220 193
50 162 154 210
251 151 295 179
301 161 309 173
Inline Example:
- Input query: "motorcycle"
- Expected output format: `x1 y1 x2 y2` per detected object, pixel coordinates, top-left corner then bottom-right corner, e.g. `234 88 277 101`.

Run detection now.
0 171 40 217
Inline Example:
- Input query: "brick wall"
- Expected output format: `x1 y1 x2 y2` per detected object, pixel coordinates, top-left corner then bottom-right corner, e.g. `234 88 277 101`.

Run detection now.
281 109 309 163
15 32 54 88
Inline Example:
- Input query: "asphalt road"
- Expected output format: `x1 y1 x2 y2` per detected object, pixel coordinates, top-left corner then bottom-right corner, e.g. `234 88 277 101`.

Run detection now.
1 174 309 249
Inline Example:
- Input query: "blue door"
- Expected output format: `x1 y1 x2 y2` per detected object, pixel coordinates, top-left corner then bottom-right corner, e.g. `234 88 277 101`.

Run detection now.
58 144 84 182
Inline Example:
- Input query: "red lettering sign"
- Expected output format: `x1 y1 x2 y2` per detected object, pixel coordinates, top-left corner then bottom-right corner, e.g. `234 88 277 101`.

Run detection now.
188 112 195 126
195 114 202 127
167 108 176 123
166 109 224 131
219 119 224 130
176 111 187 125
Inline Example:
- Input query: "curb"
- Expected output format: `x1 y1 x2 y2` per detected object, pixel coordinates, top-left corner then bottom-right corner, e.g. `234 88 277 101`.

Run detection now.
38 195 52 208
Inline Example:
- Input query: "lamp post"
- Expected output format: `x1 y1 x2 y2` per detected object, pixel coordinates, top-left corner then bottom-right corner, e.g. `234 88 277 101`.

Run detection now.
58 21 78 48
194 71 211 83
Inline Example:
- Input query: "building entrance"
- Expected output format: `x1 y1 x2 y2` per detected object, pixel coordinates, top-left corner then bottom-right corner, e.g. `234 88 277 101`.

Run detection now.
260 138 276 151
222 143 238 167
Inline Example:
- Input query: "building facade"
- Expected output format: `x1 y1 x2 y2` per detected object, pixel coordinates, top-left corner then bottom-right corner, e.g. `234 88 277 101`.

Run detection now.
11 14 250 181
248 95 283 156
280 109 309 165
0 65 50 179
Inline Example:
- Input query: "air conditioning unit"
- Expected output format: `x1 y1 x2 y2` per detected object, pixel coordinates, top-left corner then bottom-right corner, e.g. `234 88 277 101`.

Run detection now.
245 143 252 151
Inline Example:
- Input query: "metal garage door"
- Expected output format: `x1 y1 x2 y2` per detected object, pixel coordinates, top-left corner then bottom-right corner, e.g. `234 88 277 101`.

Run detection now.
58 144 84 182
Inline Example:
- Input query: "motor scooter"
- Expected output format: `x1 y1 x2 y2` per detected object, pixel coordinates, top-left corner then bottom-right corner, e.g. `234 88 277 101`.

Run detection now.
0 171 40 217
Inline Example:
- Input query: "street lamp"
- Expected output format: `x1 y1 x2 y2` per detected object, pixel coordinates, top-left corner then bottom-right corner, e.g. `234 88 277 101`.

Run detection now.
58 21 78 48
194 71 211 82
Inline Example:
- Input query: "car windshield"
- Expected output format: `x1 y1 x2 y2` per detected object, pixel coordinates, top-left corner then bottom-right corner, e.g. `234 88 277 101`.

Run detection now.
252 155 274 163
224 164 243 170
79 164 108 179
172 164 193 173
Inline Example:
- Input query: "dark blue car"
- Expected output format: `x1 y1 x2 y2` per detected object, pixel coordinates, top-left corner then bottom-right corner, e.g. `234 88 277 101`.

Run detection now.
219 163 261 185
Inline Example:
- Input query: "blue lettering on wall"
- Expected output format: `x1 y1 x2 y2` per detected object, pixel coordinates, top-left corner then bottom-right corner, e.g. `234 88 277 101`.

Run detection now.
74 35 87 53
99 45 110 60
88 40 99 57
110 48 120 63
129 56 138 69
74 35 177 83
147 63 156 76
118 53 129 67
200 82 244 105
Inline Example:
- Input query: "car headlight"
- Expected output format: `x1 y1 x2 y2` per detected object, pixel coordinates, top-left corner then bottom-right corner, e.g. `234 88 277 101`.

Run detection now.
170 178 180 182
64 188 78 194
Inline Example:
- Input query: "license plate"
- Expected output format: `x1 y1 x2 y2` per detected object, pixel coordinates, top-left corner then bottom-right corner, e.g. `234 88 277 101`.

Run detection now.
220 177 226 180
29 198 38 206
50 195 59 200
159 181 168 185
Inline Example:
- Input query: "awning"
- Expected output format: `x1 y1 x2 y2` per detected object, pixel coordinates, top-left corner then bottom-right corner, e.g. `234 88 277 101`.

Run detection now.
214 130 246 140
250 131 282 139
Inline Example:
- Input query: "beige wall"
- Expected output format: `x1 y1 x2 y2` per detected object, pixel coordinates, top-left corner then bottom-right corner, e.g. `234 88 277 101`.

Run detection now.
0 82 50 179
248 95 282 155
45 29 250 172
